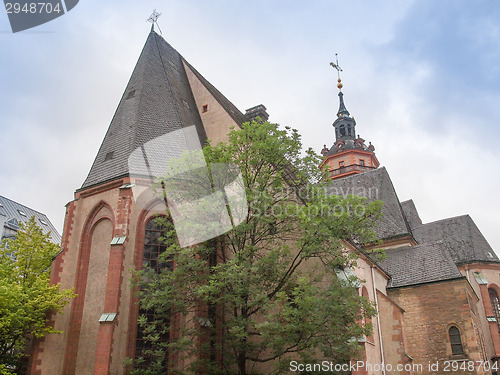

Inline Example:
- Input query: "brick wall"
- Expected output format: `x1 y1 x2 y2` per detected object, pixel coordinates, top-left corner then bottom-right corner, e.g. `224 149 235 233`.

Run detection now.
388 279 490 375
377 291 412 374
183 61 241 145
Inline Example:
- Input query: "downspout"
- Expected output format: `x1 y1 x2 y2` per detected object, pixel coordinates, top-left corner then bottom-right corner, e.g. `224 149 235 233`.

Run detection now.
371 266 386 375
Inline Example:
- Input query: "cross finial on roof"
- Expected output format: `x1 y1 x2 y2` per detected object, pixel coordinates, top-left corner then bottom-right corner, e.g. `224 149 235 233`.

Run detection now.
329 53 344 91
147 9 162 34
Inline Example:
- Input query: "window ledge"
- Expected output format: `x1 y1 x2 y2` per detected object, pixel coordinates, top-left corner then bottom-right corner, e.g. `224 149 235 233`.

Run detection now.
448 354 469 361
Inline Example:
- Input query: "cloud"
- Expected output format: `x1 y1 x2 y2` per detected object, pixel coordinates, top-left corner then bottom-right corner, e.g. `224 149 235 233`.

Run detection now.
357 0 500 250
0 0 498 252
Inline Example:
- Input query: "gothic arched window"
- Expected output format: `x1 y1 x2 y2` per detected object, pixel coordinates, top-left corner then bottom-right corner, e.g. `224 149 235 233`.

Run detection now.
135 217 172 369
489 288 500 334
142 218 173 273
449 326 464 355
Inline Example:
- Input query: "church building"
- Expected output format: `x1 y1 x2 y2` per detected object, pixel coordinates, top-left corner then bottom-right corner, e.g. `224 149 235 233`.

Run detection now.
323 75 500 375
28 28 500 375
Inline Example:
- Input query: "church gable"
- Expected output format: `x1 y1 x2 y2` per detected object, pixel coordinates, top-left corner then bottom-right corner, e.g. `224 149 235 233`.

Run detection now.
183 60 247 125
183 59 247 144
80 31 208 190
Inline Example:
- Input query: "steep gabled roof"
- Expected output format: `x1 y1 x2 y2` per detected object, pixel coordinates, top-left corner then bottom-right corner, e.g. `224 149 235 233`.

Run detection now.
326 167 411 240
80 31 209 190
411 215 499 265
0 195 61 244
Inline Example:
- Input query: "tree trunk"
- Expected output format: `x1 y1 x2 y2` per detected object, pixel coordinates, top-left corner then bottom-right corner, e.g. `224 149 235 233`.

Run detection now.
237 348 246 375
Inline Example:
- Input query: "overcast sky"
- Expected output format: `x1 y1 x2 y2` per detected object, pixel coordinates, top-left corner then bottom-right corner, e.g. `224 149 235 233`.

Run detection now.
1 0 499 252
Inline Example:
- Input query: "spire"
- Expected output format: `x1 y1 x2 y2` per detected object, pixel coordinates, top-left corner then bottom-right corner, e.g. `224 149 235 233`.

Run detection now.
337 91 350 118
330 54 350 118
320 55 379 180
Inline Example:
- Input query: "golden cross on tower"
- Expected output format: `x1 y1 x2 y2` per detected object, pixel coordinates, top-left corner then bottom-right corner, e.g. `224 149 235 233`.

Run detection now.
329 53 344 91
147 9 162 34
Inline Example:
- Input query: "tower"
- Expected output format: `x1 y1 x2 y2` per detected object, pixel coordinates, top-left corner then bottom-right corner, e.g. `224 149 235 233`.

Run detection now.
29 29 251 375
319 67 379 180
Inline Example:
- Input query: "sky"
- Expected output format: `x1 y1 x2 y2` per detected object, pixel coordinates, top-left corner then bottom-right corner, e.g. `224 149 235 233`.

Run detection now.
1 0 499 252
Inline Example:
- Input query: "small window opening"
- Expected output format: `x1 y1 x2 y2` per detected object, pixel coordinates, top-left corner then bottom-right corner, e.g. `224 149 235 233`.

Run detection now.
359 159 365 166
202 104 208 113
347 125 352 136
7 218 19 227
339 125 346 137
339 161 345 167
104 152 114 161
39 218 48 226
449 326 464 355
18 210 27 217
126 89 136 100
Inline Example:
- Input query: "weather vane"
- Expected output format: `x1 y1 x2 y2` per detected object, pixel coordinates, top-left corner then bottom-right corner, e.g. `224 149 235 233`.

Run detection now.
329 53 344 91
147 9 163 35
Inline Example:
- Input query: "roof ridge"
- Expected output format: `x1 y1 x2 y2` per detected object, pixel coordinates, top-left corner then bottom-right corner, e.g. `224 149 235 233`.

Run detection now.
78 33 156 190
400 199 414 205
415 214 470 229
0 195 50 218
464 214 476 258
380 168 413 236
325 166 388 185
131 31 184 152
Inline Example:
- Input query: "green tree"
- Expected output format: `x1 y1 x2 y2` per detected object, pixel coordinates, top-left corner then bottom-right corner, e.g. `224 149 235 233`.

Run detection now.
132 121 382 374
0 217 75 373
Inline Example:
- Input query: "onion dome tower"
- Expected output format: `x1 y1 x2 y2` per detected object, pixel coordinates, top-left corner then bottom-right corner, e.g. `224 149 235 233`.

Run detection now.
320 57 379 180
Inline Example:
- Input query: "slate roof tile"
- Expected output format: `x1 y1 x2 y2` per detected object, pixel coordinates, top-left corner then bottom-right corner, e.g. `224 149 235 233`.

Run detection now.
411 215 498 265
380 242 464 288
80 31 211 190
326 167 411 240
401 199 422 229
326 169 498 287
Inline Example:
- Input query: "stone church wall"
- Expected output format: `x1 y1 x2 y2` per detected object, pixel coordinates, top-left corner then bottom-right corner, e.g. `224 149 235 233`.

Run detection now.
388 279 490 375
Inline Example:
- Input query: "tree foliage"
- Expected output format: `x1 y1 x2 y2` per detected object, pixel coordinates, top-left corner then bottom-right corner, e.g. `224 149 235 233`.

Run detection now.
0 217 75 373
132 121 383 374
